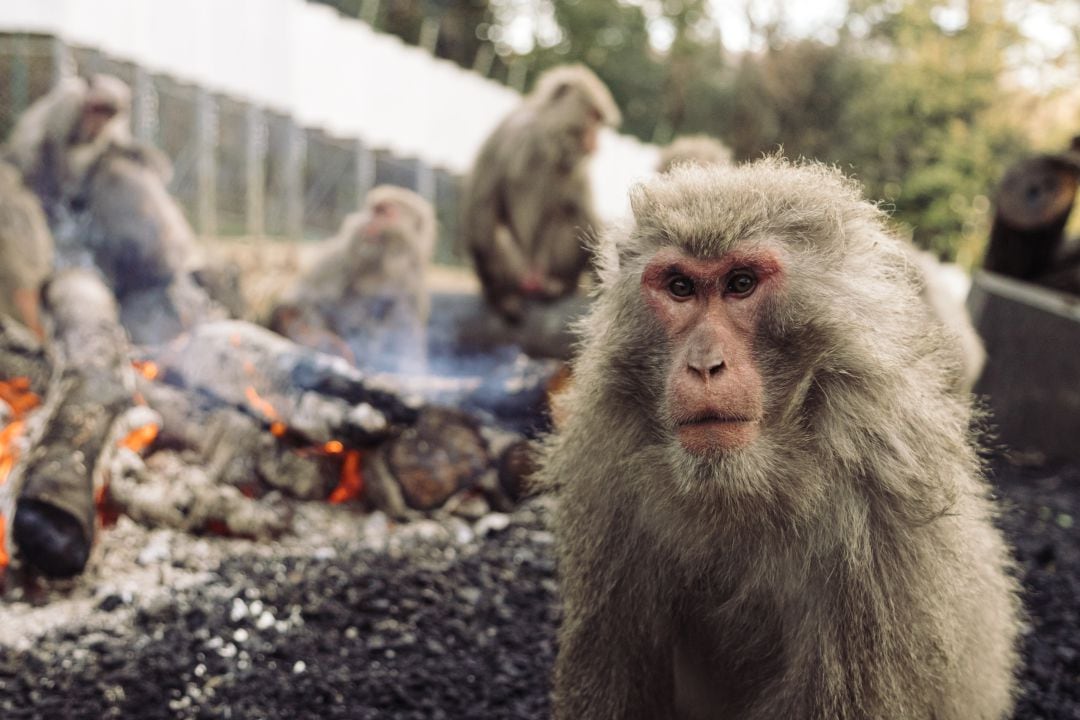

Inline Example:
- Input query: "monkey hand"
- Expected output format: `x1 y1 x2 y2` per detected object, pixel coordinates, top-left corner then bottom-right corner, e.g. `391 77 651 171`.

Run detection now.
519 269 547 295
520 270 567 299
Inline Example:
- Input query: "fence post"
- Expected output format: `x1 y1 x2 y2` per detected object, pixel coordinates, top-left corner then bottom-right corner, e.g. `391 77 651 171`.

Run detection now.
50 36 71 86
11 34 29 114
194 87 218 237
356 138 376 205
131 65 157 144
245 104 267 237
417 160 436 204
284 119 306 239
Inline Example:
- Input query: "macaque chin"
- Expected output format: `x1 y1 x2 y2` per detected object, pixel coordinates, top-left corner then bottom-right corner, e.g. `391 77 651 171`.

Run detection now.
641 247 777 455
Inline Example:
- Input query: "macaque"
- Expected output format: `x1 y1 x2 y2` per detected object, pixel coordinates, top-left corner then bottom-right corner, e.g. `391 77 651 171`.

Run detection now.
539 158 1020 720
4 74 216 344
0 163 54 338
462 64 621 321
272 185 436 372
4 74 132 220
656 134 733 174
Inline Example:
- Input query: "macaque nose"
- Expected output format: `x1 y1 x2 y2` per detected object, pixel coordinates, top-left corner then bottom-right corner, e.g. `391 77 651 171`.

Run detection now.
687 345 725 380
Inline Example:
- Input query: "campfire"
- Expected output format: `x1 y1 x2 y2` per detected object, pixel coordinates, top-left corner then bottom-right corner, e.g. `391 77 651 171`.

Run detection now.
0 274 557 581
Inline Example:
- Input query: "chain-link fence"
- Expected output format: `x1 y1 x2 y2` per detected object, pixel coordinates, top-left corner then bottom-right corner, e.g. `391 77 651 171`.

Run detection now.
0 32 467 264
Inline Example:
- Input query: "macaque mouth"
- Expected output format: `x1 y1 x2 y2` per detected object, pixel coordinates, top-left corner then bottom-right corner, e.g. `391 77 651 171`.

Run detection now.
675 413 758 427
672 411 762 453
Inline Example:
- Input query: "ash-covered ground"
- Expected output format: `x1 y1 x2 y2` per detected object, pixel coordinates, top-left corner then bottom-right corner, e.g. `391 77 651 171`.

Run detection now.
0 460 1077 719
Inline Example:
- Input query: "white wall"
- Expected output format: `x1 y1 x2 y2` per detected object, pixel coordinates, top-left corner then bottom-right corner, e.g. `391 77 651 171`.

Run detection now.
0 0 659 220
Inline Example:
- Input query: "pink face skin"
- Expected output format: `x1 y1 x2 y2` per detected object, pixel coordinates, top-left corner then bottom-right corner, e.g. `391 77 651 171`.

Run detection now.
78 100 118 143
641 246 783 455
363 201 400 241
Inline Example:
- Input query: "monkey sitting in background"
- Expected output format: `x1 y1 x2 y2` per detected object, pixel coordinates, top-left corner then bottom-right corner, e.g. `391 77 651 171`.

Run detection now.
462 64 621 322
272 186 436 373
4 74 134 224
0 163 54 339
3 73 218 345
656 133 733 174
539 158 1020 720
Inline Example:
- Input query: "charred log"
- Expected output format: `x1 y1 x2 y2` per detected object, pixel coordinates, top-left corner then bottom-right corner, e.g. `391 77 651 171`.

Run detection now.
149 320 418 447
14 269 133 577
0 316 51 394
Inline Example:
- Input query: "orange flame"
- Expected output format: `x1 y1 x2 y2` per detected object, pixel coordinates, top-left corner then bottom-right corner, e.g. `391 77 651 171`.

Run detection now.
0 377 41 571
0 377 40 417
119 423 159 453
132 359 160 381
0 378 40 487
245 386 280 422
323 440 344 455
328 450 364 504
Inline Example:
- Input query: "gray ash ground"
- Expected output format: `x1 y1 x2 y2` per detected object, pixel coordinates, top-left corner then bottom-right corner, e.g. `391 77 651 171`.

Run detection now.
0 462 1078 719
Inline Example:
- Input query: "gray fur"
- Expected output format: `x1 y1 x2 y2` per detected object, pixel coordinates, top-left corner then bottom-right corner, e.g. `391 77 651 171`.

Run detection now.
461 64 620 320
539 157 1021 720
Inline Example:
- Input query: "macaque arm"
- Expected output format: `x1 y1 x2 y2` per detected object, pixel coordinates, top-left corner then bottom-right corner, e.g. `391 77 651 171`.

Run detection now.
552 489 674 719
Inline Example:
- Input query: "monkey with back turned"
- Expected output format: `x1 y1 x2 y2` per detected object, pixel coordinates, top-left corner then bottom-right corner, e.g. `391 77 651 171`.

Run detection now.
539 158 1020 720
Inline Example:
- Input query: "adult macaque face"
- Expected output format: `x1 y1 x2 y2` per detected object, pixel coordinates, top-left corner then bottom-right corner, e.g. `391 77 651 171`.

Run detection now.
641 246 781 454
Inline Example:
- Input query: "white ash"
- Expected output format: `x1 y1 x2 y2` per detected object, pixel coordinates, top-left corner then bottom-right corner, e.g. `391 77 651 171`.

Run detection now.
107 449 292 538
0 494 557 653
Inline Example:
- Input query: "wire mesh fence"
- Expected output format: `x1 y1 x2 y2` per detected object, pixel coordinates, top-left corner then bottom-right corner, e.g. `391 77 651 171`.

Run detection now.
0 32 467 264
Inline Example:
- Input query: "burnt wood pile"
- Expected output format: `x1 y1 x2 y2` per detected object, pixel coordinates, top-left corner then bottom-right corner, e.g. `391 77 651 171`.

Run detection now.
0 284 553 581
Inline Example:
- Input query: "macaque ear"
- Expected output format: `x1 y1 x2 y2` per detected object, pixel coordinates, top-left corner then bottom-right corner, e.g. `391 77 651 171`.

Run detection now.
589 223 629 291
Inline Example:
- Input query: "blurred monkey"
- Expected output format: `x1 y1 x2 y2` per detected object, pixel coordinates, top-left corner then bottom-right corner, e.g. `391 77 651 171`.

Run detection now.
5 74 133 221
273 186 436 371
0 163 54 338
656 134 733 174
462 64 620 321
4 73 217 344
540 158 1020 720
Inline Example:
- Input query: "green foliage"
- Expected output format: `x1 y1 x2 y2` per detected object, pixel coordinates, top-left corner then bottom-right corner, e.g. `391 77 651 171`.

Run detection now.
316 0 1065 264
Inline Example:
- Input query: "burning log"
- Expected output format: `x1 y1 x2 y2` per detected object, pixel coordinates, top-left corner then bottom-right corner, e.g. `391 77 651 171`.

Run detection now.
148 320 418 447
14 269 134 577
366 407 489 516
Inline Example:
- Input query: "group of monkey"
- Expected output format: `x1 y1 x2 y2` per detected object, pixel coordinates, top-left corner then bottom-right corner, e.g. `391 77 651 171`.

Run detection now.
0 63 1021 719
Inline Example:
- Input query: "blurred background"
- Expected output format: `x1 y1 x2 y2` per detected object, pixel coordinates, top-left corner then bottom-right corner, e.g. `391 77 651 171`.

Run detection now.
1 0 1076 269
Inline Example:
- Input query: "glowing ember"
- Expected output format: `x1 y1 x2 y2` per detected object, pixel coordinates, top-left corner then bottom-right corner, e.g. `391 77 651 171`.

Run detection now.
0 420 26 483
323 440 344 455
328 450 364 504
119 423 159 453
0 377 40 417
132 359 160 381
0 376 41 572
270 421 287 437
245 386 281 422
95 483 121 528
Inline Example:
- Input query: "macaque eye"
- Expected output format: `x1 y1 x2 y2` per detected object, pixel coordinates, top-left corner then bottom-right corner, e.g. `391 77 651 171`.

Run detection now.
667 275 695 299
725 271 757 296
